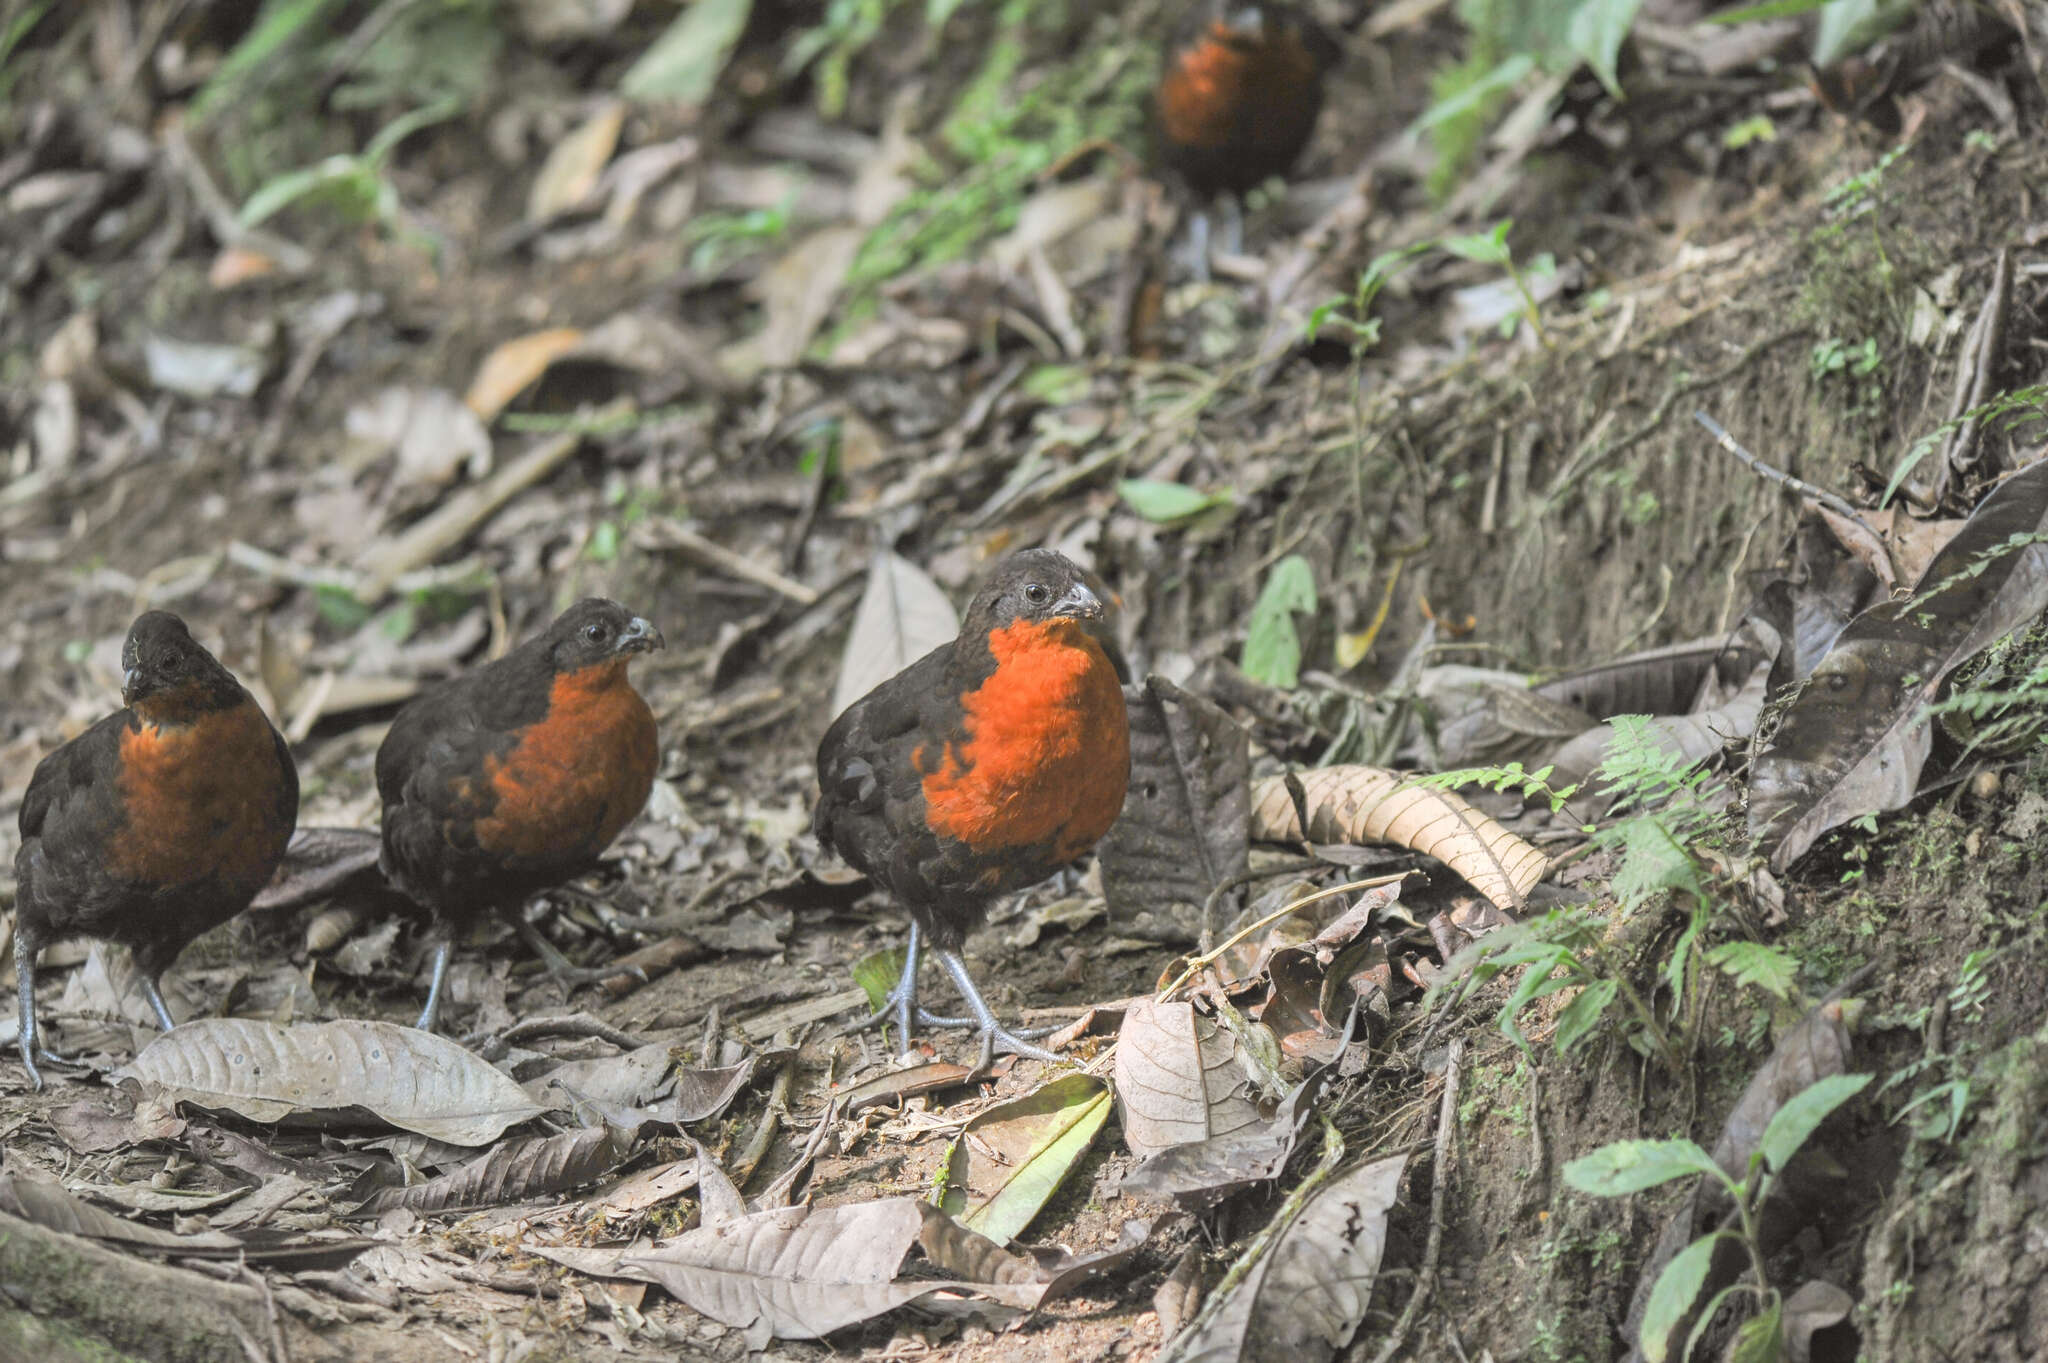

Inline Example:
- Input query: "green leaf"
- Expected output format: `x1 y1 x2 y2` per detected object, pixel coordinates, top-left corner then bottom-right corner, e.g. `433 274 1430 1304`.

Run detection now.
1554 978 1618 1053
1638 1231 1723 1363
1118 478 1233 525
1409 52 1537 134
239 157 362 230
1709 0 1833 22
586 520 621 563
851 947 907 1014
1812 0 1916 69
1441 219 1514 267
193 0 343 122
1564 1138 1721 1197
1759 1073 1871 1173
1705 941 1799 1001
932 1073 1112 1244
1567 0 1646 99
1240 555 1317 689
1727 1296 1786 1363
621 0 755 102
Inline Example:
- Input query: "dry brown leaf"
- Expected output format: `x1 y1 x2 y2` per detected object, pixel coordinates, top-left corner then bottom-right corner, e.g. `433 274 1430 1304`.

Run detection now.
829 549 958 718
1250 767 1546 912
528 100 624 221
360 1126 625 1213
463 327 585 420
1112 996 1261 1162
113 1019 544 1146
724 225 863 376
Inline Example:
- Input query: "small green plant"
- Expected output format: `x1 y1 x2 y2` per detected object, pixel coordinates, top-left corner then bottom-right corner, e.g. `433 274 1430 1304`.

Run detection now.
1808 336 1880 382
236 96 460 240
1564 1072 1872 1363
1308 220 1550 355
1240 555 1318 689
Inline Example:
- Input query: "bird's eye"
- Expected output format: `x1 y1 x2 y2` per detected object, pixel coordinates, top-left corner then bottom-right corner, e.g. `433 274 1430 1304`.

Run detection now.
155 652 179 673
1024 583 1050 605
583 622 608 643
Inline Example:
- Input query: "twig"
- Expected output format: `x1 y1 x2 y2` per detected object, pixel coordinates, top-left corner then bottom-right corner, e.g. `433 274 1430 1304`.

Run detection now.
1365 1036 1463 1363
639 522 819 604
1693 412 1864 521
470 1014 648 1056
357 418 610 602
1161 872 1408 1001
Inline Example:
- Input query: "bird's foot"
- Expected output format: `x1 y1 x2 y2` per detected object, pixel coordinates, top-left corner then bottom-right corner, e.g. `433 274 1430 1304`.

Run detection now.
517 919 639 992
968 1024 1062 1073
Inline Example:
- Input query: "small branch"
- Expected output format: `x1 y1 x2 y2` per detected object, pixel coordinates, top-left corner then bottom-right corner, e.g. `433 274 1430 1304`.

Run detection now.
1366 1036 1463 1363
1693 412 1864 522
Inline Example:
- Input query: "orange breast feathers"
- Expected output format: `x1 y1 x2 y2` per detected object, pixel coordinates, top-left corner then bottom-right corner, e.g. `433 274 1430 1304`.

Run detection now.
472 660 658 861
920 619 1131 860
1158 23 1257 150
112 701 289 886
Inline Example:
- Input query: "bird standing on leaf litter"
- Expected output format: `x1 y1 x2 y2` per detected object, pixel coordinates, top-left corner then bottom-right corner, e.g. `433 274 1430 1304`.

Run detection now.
374 598 663 1033
1154 1 1341 273
813 550 1131 1070
12 612 299 1090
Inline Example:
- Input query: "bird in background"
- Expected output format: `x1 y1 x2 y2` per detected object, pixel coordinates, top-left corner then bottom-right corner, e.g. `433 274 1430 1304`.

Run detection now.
814 549 1132 1071
374 598 663 1033
1153 1 1342 277
12 612 299 1090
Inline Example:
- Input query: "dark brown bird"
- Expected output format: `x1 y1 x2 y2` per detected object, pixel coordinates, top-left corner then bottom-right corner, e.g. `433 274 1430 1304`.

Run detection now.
814 550 1131 1069
13 612 299 1089
1154 2 1340 269
375 599 663 1032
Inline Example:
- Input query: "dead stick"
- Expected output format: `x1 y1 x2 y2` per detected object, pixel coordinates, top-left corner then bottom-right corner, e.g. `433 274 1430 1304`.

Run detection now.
1693 412 1864 521
1365 1036 1463 1363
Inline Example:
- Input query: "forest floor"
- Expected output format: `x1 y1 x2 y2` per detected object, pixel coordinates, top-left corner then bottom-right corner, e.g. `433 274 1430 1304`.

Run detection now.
4 3 2048 1362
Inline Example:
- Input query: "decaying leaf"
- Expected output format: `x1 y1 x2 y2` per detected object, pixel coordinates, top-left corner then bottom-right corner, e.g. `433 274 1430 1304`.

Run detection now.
1113 996 1262 1162
916 1203 1176 1310
725 225 864 377
114 1019 544 1146
47 1084 185 1154
1120 1075 1322 1209
526 1042 678 1113
616 1197 934 1344
1160 1152 1406 1362
360 1126 626 1213
0 1176 371 1270
528 100 624 220
1751 456 2048 868
829 548 959 718
1099 676 1250 938
934 1072 1113 1245
1251 766 1547 912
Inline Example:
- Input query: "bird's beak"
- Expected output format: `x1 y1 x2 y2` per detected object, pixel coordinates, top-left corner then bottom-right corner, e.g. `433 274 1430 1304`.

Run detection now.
1052 582 1104 621
618 617 666 654
121 667 141 704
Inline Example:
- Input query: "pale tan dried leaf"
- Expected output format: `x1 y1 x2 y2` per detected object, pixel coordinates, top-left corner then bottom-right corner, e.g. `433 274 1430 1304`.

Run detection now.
830 549 958 718
113 1018 544 1145
1250 766 1546 912
528 101 624 221
1112 996 1261 1162
463 327 585 420
723 225 863 377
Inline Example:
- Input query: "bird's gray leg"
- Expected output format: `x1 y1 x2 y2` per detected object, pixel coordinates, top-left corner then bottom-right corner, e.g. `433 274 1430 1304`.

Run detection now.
415 940 452 1032
137 973 178 1033
933 948 1061 1071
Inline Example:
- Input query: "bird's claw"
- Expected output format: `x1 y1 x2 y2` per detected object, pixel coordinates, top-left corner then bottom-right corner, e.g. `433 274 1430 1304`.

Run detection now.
970 1025 1062 1073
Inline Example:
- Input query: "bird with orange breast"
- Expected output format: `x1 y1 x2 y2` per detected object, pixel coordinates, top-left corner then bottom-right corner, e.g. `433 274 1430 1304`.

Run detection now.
1154 1 1341 275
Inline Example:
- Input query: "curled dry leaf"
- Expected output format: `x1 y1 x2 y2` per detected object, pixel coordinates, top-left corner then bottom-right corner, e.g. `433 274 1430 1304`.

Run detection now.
0 1176 373 1270
916 1203 1176 1310
1751 456 2048 869
113 1019 544 1146
360 1125 626 1214
1113 996 1261 1163
1098 676 1250 939
829 548 959 719
250 826 384 915
1250 766 1546 912
528 100 624 221
1160 1152 1407 1363
934 1072 1113 1245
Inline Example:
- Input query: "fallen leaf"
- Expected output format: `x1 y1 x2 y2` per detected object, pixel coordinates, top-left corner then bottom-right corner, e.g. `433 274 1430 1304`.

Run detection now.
114 1019 545 1146
934 1073 1113 1245
1112 997 1261 1162
1120 1075 1323 1209
726 225 863 376
360 1126 626 1213
619 0 753 102
1099 676 1249 940
463 327 585 421
1251 766 1547 912
528 100 624 220
829 549 959 719
1160 1153 1406 1361
1751 456 2048 868
1241 556 1317 689
345 386 493 487
142 333 265 398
